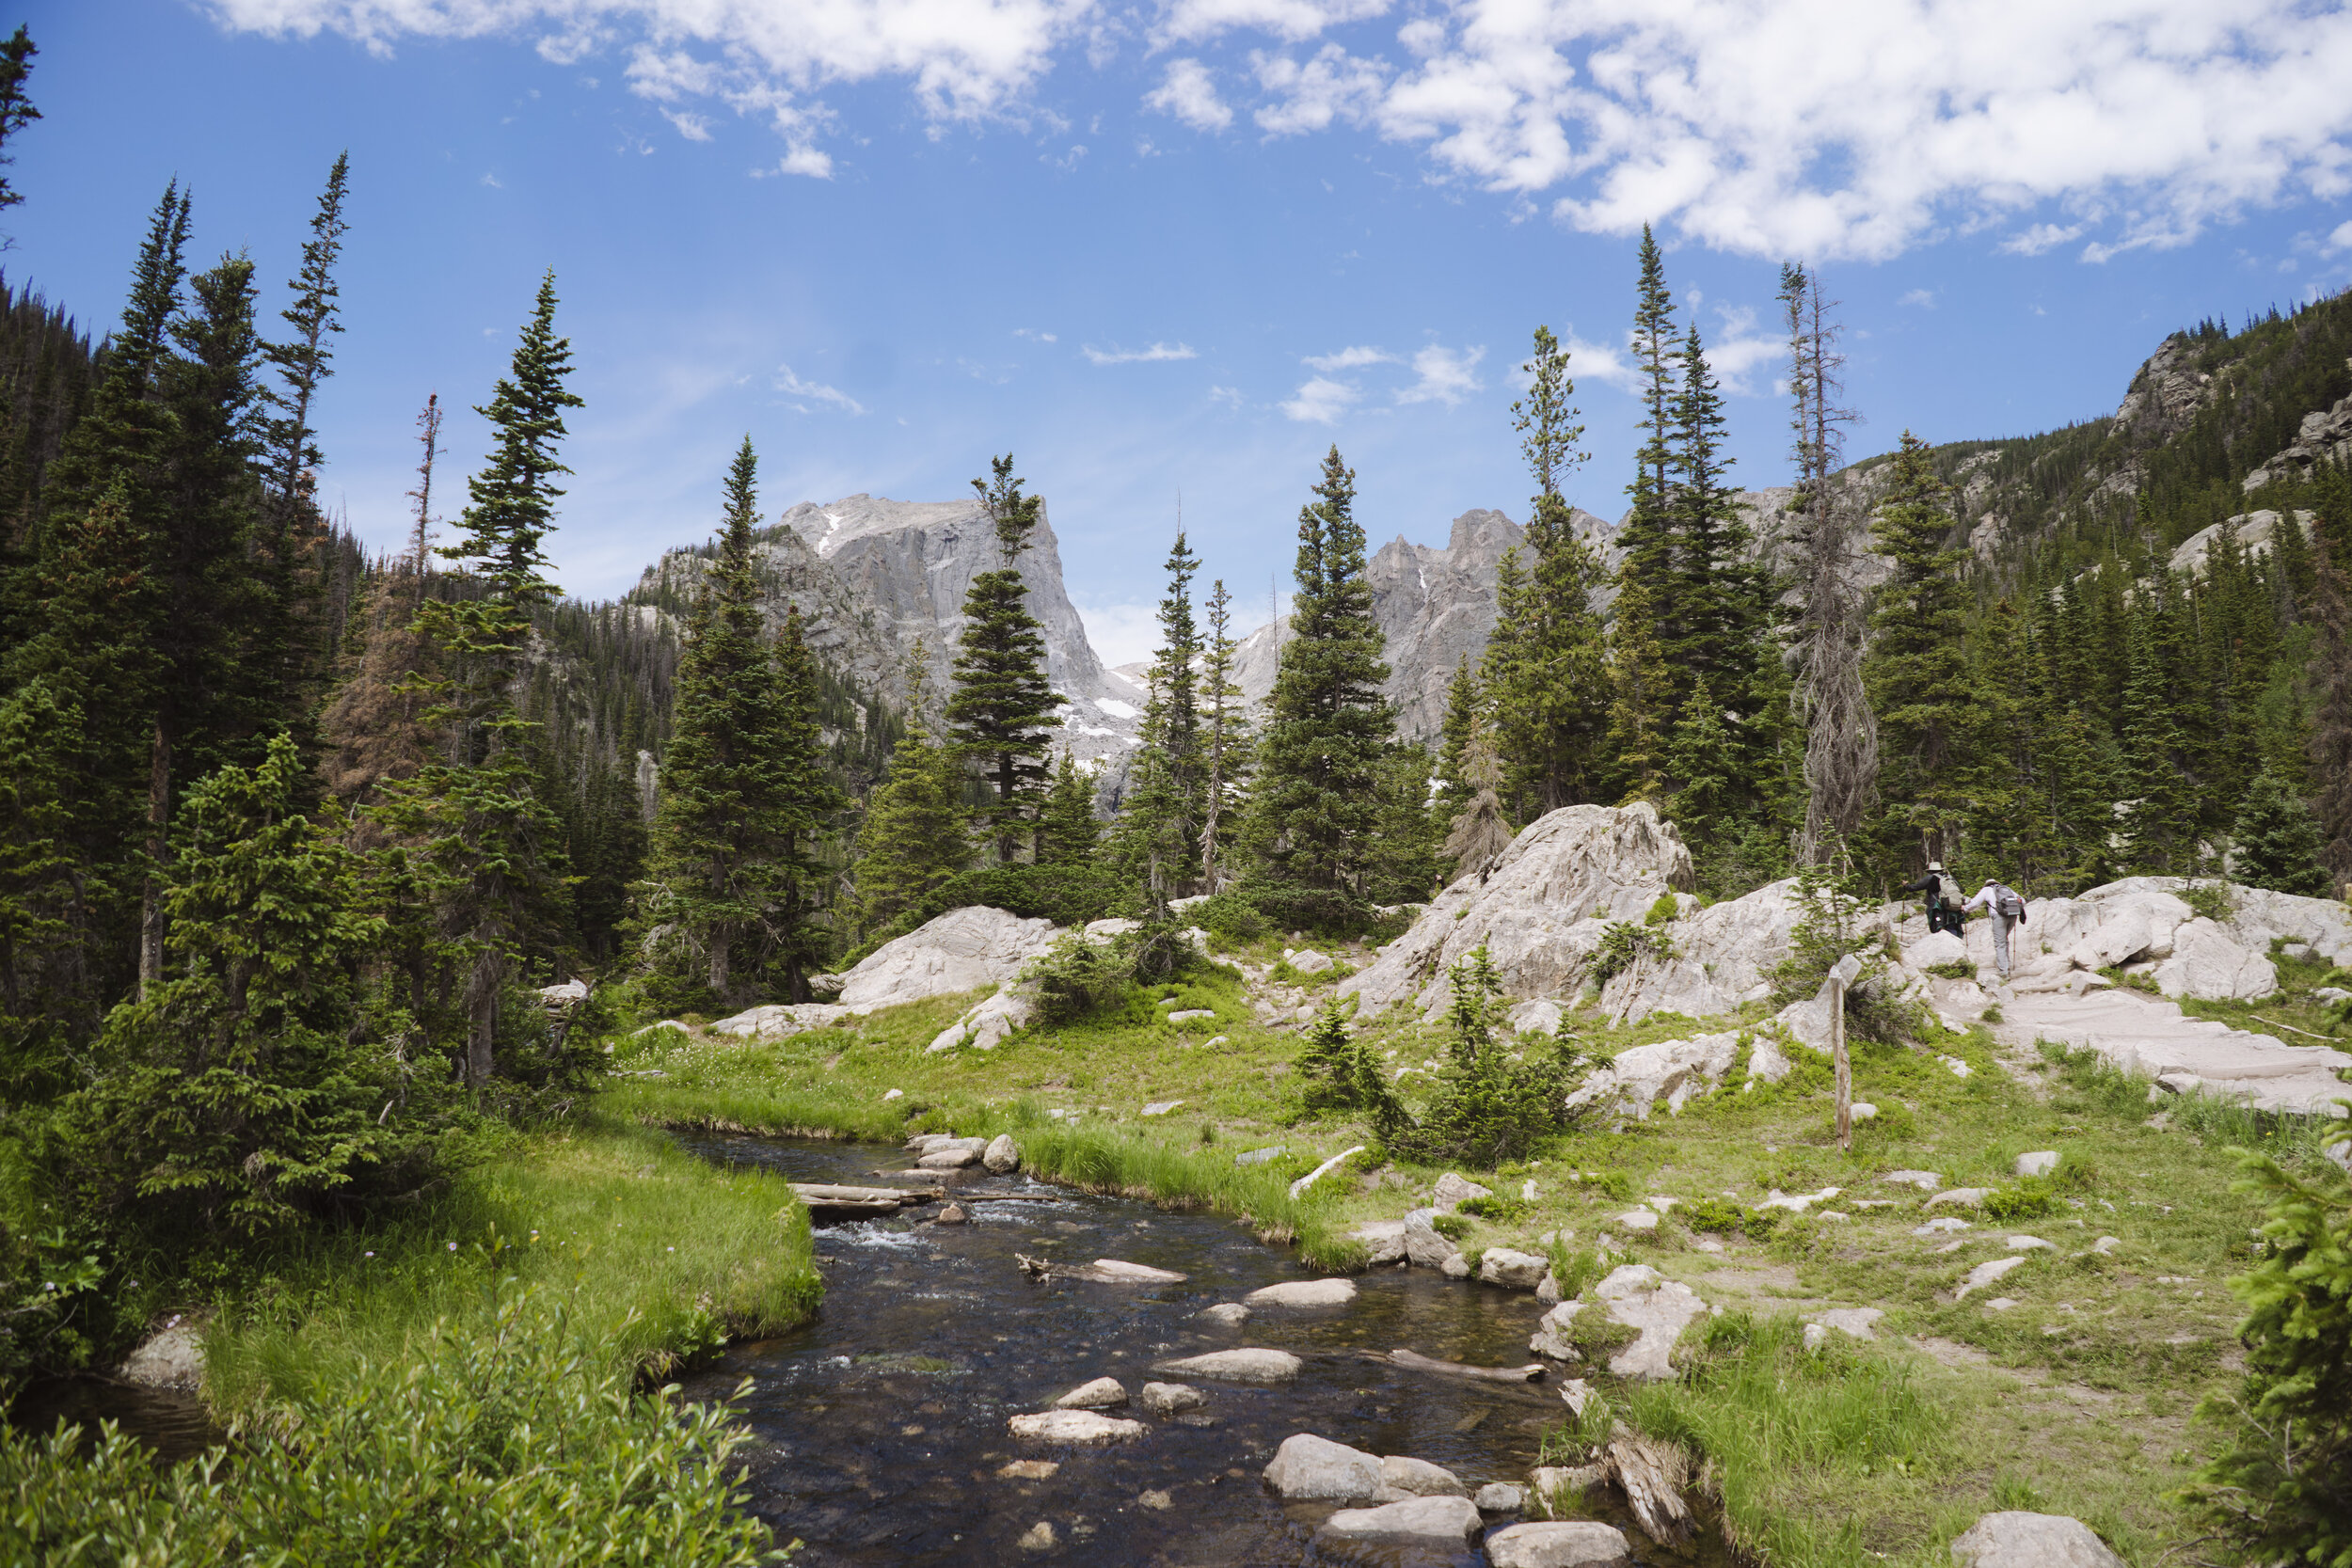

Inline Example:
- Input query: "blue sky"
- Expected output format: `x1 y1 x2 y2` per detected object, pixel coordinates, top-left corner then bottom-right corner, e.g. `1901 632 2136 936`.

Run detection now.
13 0 2352 662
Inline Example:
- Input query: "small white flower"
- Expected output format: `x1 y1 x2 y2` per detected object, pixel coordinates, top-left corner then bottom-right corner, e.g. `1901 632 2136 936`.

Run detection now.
448 1242 458 1251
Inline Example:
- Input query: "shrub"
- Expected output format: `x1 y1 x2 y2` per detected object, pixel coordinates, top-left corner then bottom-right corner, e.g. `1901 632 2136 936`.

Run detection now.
1981 1182 2055 1221
1644 892 1681 927
1548 1243 1604 1299
1024 918 1200 1026
1767 858 1922 1044
1680 1196 1746 1234
1295 1002 1407 1135
0 1287 785 1566
1457 1194 1531 1224
1591 920 1674 985
1192 891 1269 943
2183 1150 2352 1566
1923 959 1975 980
2180 879 2237 924
1232 881 1377 939
1429 1212 1473 1243
1385 948 1582 1166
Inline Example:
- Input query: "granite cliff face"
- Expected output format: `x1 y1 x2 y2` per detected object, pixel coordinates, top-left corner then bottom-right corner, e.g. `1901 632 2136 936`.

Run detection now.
628 493 1142 769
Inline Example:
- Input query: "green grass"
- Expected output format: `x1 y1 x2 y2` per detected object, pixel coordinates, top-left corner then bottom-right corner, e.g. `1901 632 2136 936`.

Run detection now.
202 1112 820 1417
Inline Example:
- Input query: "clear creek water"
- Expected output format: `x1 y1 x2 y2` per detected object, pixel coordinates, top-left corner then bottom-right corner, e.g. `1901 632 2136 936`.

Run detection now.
676 1133 1731 1567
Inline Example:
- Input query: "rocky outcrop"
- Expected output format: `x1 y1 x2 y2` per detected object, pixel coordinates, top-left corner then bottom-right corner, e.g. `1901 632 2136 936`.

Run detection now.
1591 1264 1708 1381
840 906 1060 1010
1343 804 1696 1015
1950 1512 2127 1568
1565 1030 1755 1121
1996 990 2351 1115
2242 389 2352 492
2168 509 2307 579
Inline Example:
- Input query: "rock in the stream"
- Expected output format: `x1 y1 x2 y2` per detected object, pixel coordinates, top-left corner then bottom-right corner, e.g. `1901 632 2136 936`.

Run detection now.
1138 1488 1174 1511
1486 1521 1636 1568
1137 1381 1204 1417
935 1203 968 1225
1476 1482 1527 1513
1017 1520 1057 1551
998 1459 1059 1480
1402 1209 1461 1270
1431 1172 1492 1212
1949 1512 2127 1568
1245 1278 1357 1307
1530 1301 1583 1361
1479 1247 1549 1290
1594 1264 1708 1381
119 1318 205 1391
1053 1376 1128 1409
1197 1303 1251 1327
1440 1254 1472 1279
1007 1409 1146 1443
1089 1259 1185 1282
1351 1219 1408 1264
983 1134 1021 1173
1152 1348 1301 1385
1263 1433 1387 1502
919 1147 981 1170
1381 1455 1468 1497
1311 1495 1484 1556
1529 1465 1604 1512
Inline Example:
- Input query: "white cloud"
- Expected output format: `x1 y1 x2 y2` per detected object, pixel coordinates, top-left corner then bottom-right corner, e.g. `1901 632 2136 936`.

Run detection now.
1281 374 1359 422
1145 57 1233 131
775 364 866 414
1559 331 1638 393
1207 384 1246 406
215 0 2352 264
1013 327 1059 341
1081 341 1199 364
479 170 502 187
662 107 712 142
1393 342 1483 405
777 144 834 178
1073 602 1162 666
1304 344 1394 371
2000 222 2085 256
1899 287 1936 308
2331 219 2352 253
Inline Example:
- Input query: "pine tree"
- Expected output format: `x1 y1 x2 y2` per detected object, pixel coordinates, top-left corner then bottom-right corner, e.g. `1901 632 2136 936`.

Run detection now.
1620 227 1678 592
1666 320 1764 722
2308 504 2352 888
1483 325 1610 816
2116 590 2198 874
851 644 972 933
1604 570 1670 803
1037 750 1101 867
0 674 84 1095
1664 676 1740 851
771 605 845 998
2230 771 2331 896
1441 715 1512 881
1363 742 1444 904
1197 578 1251 892
0 25 38 228
947 455 1064 863
1246 447 1392 893
377 276 578 1088
1434 654 1480 813
647 437 801 999
1864 432 1972 870
1112 531 1206 903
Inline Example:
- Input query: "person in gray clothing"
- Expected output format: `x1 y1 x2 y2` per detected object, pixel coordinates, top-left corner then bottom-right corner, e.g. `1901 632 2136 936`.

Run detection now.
1963 879 2029 978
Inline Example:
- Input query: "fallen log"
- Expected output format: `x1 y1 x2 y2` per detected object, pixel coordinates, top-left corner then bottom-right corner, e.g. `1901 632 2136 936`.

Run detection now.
1602 1430 1694 1545
1386 1347 1548 1383
790 1182 942 1205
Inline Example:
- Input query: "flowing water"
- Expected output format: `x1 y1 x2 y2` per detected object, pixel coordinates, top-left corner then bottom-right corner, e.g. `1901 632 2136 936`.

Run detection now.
677 1133 1731 1567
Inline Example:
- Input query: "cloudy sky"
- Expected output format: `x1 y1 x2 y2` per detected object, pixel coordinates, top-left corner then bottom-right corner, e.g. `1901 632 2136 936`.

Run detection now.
16 0 2352 661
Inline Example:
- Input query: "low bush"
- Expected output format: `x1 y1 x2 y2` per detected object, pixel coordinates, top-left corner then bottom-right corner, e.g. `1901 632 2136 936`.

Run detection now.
2180 880 2237 924
1457 1194 1531 1224
1591 920 1674 985
1192 891 1269 943
1229 881 1377 939
1295 1003 1407 1132
0 1286 787 1567
1428 1212 1473 1243
1923 959 1976 980
1679 1196 1747 1234
1981 1181 2055 1222
1385 948 1583 1166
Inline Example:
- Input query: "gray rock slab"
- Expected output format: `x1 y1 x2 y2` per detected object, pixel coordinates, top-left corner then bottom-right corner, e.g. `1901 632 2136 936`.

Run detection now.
1486 1520 1636 1568
1992 989 2349 1115
1351 1219 1407 1264
1089 1259 1185 1282
1007 1409 1146 1443
1403 1209 1460 1270
1431 1172 1493 1211
1379 1455 1468 1497
1312 1494 1484 1555
1052 1376 1128 1409
1152 1348 1301 1385
2014 1150 2058 1179
1137 1381 1203 1417
837 905 1062 1009
1595 1264 1708 1381
1263 1433 1386 1502
1949 1512 2127 1568
1480 1247 1549 1289
1476 1481 1527 1513
119 1319 204 1391
1196 1303 1251 1327
1245 1278 1357 1307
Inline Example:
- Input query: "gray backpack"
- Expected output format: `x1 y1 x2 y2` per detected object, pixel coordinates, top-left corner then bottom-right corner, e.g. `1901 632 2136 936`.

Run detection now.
1994 885 2027 922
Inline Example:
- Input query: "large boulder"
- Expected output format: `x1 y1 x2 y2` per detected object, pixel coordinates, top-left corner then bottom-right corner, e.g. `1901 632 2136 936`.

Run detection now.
1595 879 1804 1024
1565 1030 1746 1119
707 1001 851 1039
119 1317 205 1391
838 906 1060 1010
1593 1264 1709 1381
1994 990 2351 1115
1949 1512 2126 1568
1342 804 1695 1015
1263 1433 1386 1502
2152 918 2278 1002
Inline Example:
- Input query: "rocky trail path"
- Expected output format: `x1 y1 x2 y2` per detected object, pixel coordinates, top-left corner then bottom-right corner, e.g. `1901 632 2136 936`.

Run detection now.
1992 989 2352 1116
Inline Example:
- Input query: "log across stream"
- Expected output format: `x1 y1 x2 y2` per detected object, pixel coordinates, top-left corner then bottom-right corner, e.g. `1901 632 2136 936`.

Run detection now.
677 1132 1732 1567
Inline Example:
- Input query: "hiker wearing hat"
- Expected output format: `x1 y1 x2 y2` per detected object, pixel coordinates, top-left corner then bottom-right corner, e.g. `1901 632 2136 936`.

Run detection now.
1963 879 2030 979
1898 862 1964 937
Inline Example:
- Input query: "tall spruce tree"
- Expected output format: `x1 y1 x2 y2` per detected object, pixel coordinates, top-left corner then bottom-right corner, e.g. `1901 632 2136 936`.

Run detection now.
1604 570 1670 803
1037 750 1101 868
2116 586 2198 875
1197 577 1251 892
1112 531 1206 903
1864 432 1972 870
1246 447 1392 892
648 437 801 998
376 275 578 1089
947 455 1064 863
1483 325 1610 816
0 26 39 230
1621 227 1678 593
2230 770 2331 896
851 642 971 933
771 606 844 997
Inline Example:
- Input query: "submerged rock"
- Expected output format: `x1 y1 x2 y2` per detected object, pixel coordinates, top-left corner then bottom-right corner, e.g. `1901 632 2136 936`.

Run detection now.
1137 1381 1204 1417
1245 1278 1357 1307
1196 1303 1251 1328
1152 1348 1301 1385
1007 1409 1146 1443
1311 1494 1484 1556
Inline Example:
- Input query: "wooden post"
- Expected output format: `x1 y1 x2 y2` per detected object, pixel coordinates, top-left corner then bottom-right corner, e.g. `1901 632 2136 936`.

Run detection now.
1829 954 1861 1151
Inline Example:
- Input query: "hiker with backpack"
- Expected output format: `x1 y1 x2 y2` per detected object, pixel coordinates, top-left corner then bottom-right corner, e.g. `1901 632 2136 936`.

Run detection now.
1898 861 1965 936
1963 879 2030 979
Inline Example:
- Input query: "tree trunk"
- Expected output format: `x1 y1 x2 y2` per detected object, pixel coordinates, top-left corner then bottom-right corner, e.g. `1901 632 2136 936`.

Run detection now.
137 716 171 999
707 923 730 995
466 954 499 1089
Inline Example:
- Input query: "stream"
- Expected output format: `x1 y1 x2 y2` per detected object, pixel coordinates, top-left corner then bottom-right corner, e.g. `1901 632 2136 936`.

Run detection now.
676 1133 1731 1567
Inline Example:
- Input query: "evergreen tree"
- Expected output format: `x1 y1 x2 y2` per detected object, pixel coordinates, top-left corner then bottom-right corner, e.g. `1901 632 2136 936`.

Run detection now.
947 455 1064 863
1037 750 1100 868
646 437 800 999
2230 770 2332 896
1665 320 1765 723
1111 531 1206 903
1362 742 1445 904
771 605 845 998
2308 504 2352 887
377 276 579 1088
1664 676 1740 850
2116 587 2198 874
0 26 39 229
1620 226 1678 591
1434 654 1480 815
850 643 971 934
1246 447 1392 892
0 675 83 1096
1603 570 1670 803
1441 715 1512 882
1864 432 1972 870
1197 578 1251 892
1483 326 1610 816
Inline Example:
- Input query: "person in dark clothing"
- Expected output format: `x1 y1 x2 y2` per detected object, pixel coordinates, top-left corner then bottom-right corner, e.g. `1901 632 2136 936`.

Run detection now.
1899 861 1964 936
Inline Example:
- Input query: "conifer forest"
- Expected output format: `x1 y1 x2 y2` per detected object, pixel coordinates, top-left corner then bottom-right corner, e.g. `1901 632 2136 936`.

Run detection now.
4 18 2352 1568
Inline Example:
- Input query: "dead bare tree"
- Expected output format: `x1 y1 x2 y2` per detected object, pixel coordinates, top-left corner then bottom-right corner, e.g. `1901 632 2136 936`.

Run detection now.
1781 263 1877 866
